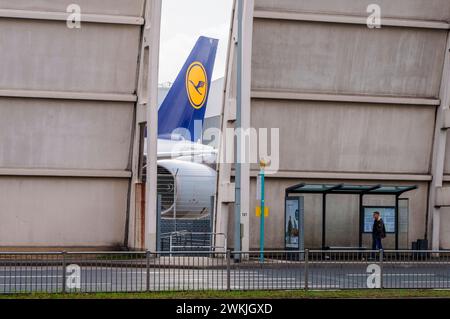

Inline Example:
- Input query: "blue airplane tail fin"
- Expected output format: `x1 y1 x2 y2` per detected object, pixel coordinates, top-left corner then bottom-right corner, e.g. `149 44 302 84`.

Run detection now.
158 36 218 141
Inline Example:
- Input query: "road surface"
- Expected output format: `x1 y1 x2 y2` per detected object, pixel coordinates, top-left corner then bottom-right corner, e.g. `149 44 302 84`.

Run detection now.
0 262 449 293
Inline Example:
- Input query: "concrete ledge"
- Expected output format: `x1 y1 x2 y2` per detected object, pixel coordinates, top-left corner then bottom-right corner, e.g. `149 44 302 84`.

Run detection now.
0 89 137 102
0 9 144 25
0 168 132 179
248 170 432 182
253 10 450 30
251 90 440 106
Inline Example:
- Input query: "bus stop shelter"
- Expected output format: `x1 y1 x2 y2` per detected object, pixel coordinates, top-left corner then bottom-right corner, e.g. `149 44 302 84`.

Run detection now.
285 183 417 250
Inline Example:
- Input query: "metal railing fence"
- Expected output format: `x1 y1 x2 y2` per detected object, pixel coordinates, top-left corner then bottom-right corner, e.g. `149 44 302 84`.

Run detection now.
0 250 449 294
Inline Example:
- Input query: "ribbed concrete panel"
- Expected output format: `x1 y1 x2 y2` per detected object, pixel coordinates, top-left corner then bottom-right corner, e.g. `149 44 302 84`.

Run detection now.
252 20 446 98
0 98 133 170
255 0 450 22
0 177 128 246
0 19 141 93
217 0 449 250
0 0 145 16
252 100 435 174
0 0 158 248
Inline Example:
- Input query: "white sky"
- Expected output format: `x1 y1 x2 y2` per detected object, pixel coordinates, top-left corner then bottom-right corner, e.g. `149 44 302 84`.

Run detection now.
158 0 234 84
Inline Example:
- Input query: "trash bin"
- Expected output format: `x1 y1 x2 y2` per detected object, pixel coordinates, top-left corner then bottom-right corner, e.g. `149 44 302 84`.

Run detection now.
417 239 428 250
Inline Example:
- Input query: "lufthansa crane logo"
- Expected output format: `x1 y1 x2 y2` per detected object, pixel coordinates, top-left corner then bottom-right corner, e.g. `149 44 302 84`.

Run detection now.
186 61 208 109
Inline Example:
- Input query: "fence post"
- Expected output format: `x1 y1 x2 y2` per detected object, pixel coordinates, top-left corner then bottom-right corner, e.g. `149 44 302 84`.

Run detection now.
62 251 67 293
146 250 151 292
379 249 384 289
226 250 231 291
304 249 309 291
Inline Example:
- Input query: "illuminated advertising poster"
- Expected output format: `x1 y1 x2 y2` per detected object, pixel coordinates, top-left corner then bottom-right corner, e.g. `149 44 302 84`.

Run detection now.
285 197 302 249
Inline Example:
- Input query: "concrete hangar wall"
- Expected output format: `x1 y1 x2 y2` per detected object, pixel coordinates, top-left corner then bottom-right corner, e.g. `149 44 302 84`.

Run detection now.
0 0 161 249
216 0 450 250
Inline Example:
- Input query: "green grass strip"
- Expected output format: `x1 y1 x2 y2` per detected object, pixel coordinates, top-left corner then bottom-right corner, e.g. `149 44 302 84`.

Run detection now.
1 289 450 299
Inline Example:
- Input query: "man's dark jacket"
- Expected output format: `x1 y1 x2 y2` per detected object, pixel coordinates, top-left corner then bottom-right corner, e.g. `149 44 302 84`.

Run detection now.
372 218 386 239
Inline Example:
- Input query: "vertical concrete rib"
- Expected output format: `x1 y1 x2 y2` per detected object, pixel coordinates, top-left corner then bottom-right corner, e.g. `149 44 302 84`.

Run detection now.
429 32 450 250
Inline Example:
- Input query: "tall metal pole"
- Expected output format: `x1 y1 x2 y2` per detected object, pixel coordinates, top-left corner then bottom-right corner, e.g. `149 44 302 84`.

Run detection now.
234 0 243 258
322 194 327 249
395 195 399 250
259 165 265 262
156 194 162 252
359 194 363 248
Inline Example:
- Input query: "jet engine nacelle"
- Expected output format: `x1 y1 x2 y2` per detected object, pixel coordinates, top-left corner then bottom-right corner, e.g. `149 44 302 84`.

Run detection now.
157 159 216 219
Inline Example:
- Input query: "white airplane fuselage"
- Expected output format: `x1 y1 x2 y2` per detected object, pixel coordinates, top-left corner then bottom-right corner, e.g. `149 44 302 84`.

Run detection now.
152 139 218 219
157 138 217 163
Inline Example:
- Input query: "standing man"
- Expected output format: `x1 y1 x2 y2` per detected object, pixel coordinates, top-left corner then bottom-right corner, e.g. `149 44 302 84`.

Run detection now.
372 211 386 250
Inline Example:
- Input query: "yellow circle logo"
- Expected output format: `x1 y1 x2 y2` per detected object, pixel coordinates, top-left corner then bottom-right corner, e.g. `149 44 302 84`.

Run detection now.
186 61 208 109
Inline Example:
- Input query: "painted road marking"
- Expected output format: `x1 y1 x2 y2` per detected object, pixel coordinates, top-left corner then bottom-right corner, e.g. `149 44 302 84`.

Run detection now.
347 273 436 277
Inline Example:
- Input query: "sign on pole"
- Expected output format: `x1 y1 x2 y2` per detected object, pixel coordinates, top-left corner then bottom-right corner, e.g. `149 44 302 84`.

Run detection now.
256 206 269 217
258 160 266 263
